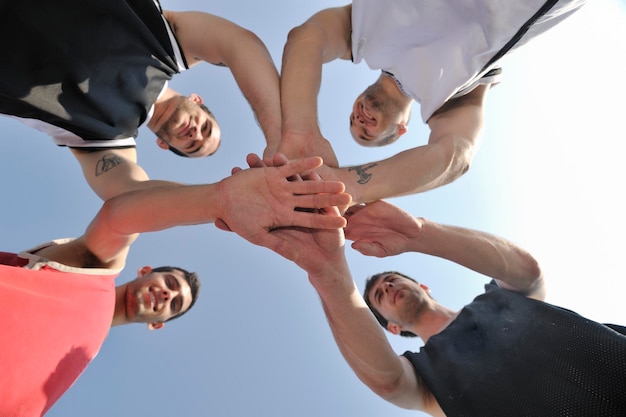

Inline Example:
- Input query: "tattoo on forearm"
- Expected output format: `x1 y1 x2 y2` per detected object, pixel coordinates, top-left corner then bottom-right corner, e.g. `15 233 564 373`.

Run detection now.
348 163 378 184
95 154 125 177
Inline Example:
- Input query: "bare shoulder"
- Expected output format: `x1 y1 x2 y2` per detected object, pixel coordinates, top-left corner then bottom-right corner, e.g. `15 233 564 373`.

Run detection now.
384 356 444 415
30 238 103 269
162 10 253 67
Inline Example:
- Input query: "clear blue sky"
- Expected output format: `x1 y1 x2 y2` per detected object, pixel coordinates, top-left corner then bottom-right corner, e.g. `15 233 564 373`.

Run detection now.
1 1 624 416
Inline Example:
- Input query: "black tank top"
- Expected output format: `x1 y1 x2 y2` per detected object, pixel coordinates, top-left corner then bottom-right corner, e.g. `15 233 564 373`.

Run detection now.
0 0 184 140
403 281 626 417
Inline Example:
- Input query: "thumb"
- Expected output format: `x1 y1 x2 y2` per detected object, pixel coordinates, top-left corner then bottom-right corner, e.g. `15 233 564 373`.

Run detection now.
350 241 382 257
214 219 233 232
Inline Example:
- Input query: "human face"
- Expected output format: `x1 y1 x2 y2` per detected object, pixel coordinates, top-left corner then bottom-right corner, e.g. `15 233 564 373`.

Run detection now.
155 95 221 157
125 268 193 326
368 273 430 326
349 84 400 145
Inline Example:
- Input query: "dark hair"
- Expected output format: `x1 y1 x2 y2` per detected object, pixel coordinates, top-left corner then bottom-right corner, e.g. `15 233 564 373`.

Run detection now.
167 102 217 158
363 270 418 338
151 266 201 322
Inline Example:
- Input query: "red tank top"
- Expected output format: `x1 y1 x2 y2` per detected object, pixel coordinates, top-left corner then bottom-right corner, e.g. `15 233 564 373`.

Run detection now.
0 251 117 416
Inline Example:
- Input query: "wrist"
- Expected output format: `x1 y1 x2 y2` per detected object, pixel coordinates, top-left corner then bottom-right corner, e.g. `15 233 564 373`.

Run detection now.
406 216 428 252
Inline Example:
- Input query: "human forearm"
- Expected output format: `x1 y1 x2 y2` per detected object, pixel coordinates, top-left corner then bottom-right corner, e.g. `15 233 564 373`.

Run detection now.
414 219 545 298
81 183 222 263
280 23 328 138
330 137 474 204
281 6 352 138
310 267 426 409
225 30 282 148
94 184 222 236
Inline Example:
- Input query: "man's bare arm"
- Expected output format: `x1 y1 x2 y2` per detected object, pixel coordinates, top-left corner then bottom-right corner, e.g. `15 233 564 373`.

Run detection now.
71 147 183 201
318 85 489 204
255 211 432 412
277 5 352 166
55 156 350 267
345 200 546 300
166 11 282 151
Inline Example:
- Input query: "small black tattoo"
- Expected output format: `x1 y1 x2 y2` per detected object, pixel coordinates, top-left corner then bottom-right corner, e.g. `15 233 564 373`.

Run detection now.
348 163 378 184
95 154 125 177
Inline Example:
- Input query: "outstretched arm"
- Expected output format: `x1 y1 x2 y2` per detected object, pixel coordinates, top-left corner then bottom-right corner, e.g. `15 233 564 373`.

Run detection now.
165 11 282 151
277 5 353 167
255 212 432 412
70 156 349 266
345 200 545 300
318 85 488 204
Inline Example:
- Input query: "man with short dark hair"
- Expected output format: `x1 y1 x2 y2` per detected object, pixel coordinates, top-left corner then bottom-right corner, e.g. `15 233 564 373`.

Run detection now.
276 0 586 204
0 213 201 417
0 154 350 416
1 0 282 201
259 199 626 416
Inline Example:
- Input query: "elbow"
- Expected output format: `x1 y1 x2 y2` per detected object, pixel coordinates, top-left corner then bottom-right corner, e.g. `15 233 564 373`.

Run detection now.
513 250 546 299
526 255 543 282
365 374 406 402
523 254 545 291
437 137 475 186
284 22 325 54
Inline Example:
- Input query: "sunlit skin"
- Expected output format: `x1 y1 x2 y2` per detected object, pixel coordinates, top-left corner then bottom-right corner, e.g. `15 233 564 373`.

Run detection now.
349 94 391 145
368 273 433 329
123 267 193 330
151 93 221 157
349 74 411 146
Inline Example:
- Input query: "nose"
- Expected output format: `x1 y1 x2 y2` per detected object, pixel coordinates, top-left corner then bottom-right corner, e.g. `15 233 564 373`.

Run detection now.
160 288 179 302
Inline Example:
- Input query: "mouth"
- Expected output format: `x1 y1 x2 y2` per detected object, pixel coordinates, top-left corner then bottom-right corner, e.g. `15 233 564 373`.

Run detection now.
178 118 192 138
149 288 158 312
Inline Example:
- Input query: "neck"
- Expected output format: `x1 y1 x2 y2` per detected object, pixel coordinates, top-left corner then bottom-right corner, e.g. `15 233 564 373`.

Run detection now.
111 285 129 327
410 304 458 343
378 72 413 107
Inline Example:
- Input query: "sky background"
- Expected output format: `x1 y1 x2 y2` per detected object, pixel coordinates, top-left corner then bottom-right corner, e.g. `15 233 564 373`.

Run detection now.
1 1 625 416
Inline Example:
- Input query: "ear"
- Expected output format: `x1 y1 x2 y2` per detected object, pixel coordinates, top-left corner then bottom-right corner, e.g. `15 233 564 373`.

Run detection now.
156 137 170 150
386 322 403 335
147 321 164 331
188 93 204 104
137 265 153 277
396 123 408 137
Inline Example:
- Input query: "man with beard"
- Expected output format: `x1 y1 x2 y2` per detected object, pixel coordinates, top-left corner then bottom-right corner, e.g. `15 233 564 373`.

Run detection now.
275 0 586 205
0 153 350 416
1 0 281 201
257 199 626 416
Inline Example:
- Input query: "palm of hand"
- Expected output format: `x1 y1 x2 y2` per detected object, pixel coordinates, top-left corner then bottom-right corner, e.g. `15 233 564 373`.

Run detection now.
218 167 296 242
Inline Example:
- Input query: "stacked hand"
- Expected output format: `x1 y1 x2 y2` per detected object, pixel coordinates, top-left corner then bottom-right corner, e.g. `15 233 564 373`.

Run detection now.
344 200 423 258
215 154 351 259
